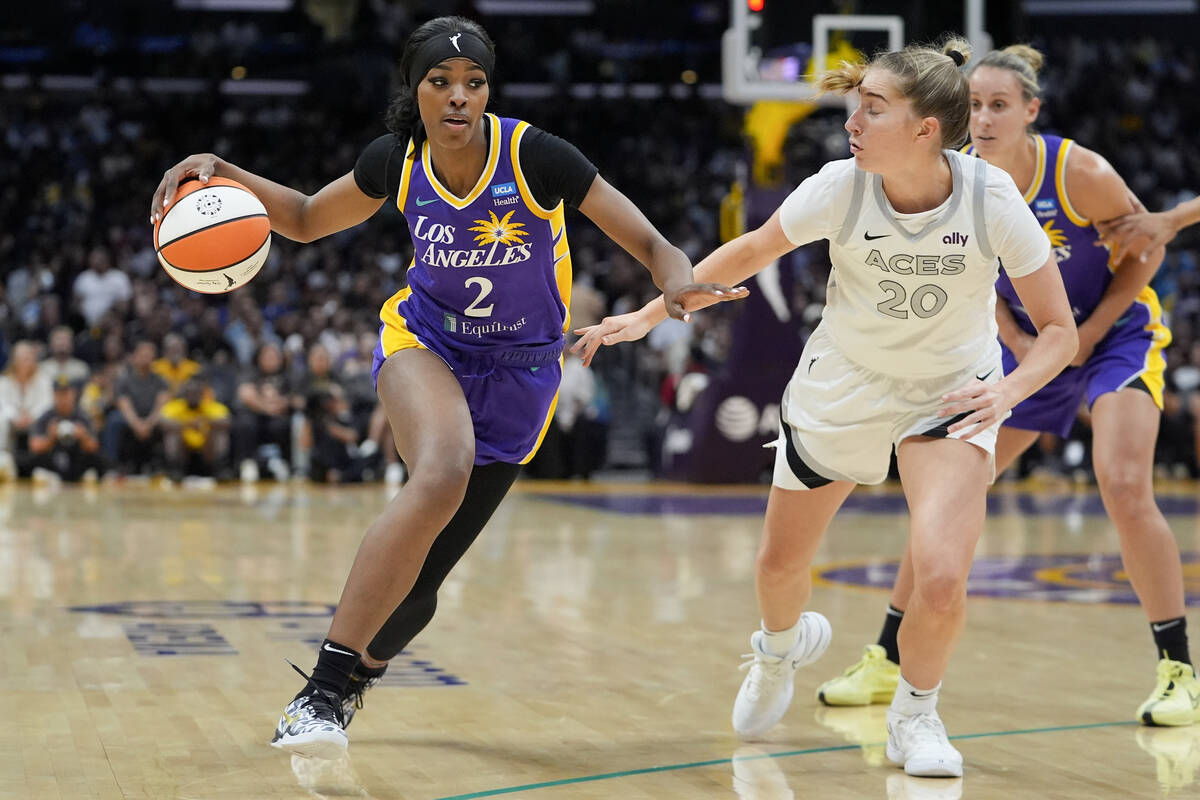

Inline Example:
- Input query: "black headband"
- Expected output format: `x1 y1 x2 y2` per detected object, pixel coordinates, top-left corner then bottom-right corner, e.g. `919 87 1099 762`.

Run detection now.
406 30 494 89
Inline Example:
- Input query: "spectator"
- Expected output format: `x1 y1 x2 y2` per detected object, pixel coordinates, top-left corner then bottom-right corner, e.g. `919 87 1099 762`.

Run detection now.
305 384 373 483
107 339 169 475
0 341 54 478
39 325 91 385
152 331 202 393
234 342 296 481
72 245 132 327
161 376 232 481
28 375 106 483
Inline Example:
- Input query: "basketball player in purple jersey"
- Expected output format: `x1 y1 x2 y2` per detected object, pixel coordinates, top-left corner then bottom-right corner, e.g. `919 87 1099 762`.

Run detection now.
151 16 744 759
817 45 1199 728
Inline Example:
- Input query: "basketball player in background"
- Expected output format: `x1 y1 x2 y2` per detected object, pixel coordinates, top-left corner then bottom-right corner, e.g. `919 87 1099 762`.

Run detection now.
815 44 1199 729
150 15 744 759
575 38 1077 777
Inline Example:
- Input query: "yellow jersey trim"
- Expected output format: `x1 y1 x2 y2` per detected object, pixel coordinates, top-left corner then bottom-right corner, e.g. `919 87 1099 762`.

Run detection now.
396 138 416 212
420 113 502 210
1022 135 1047 205
1135 286 1171 410
1055 139 1090 227
521 378 562 464
511 121 562 221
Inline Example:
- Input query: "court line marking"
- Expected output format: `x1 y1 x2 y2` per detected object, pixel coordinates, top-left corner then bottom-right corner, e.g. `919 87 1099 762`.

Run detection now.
432 719 1136 799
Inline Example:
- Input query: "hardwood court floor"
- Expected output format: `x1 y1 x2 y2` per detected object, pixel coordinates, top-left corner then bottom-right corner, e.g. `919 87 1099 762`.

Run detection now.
3 477 1200 799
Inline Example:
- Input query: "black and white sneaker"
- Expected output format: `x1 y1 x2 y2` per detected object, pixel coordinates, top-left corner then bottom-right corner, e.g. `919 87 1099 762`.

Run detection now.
340 665 387 729
271 665 348 759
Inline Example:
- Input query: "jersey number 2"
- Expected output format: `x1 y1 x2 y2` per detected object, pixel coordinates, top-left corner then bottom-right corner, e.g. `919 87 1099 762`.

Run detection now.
464 277 494 318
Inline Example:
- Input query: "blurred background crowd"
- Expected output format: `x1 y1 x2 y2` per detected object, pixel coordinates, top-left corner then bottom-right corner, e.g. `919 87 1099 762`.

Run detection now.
0 1 1197 485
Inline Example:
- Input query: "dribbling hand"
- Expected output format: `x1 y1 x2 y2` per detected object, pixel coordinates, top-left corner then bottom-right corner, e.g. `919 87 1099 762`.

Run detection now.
150 153 222 225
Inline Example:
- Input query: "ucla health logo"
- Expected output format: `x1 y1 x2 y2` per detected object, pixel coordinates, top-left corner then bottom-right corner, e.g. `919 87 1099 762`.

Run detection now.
491 181 520 206
1034 198 1058 219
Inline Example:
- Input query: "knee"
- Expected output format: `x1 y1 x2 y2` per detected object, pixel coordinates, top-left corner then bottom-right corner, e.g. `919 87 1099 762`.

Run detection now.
913 571 965 615
407 452 473 508
756 542 804 582
1095 464 1154 519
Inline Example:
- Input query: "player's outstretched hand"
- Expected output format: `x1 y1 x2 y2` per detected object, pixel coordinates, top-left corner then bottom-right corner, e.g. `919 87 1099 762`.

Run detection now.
571 311 655 368
1095 210 1178 264
938 378 1015 436
663 283 750 321
573 283 749 367
150 153 221 224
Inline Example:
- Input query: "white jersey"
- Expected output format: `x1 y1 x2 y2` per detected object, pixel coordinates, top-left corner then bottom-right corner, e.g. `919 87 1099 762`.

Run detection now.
779 150 1050 377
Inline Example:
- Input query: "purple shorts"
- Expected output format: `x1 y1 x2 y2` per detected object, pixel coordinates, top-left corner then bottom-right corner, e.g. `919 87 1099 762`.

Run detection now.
371 330 562 466
1002 311 1168 437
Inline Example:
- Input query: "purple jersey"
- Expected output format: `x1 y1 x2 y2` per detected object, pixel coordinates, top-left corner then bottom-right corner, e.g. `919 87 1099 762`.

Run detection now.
982 134 1126 333
379 114 572 355
966 134 1171 435
372 115 576 464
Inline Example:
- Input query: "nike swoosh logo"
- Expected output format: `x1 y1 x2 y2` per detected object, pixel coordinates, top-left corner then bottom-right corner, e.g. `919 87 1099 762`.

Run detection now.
323 643 358 657
864 232 890 241
1153 620 1182 632
415 197 438 206
975 369 995 381
909 690 936 698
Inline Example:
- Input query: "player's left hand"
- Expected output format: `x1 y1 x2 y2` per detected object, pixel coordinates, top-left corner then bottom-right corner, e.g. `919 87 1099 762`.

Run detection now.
938 378 1015 436
662 283 750 321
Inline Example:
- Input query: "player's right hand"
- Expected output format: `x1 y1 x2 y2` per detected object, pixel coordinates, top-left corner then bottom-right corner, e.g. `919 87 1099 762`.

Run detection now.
571 311 657 368
150 153 222 224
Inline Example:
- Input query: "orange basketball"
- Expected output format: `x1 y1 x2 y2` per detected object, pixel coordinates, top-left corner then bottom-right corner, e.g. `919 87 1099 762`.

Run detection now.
153 176 271 294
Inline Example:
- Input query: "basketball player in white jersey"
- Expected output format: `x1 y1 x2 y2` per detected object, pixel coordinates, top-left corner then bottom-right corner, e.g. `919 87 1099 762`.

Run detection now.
574 38 1077 777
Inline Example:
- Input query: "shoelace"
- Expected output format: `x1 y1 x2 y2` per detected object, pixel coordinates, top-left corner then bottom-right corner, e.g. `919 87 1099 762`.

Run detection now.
738 650 789 699
287 660 347 727
899 713 949 751
345 675 379 712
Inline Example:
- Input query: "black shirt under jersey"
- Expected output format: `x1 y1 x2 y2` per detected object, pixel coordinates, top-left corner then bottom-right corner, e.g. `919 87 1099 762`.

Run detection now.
353 122 598 211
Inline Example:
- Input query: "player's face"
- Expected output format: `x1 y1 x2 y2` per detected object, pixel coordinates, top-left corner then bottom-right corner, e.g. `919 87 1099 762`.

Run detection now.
844 69 925 173
969 66 1039 156
418 58 490 150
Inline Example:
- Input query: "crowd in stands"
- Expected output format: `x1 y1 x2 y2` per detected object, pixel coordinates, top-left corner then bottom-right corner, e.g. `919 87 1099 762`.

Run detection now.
0 7 1197 483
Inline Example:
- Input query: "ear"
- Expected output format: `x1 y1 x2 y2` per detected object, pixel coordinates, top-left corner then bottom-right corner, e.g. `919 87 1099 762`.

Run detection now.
1024 97 1041 127
914 116 942 145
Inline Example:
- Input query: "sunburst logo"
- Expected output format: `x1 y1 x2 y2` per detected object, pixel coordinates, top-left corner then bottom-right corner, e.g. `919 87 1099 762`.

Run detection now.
1042 219 1068 248
469 210 529 246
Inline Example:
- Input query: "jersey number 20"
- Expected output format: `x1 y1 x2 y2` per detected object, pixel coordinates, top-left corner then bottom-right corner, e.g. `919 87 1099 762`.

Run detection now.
877 280 948 320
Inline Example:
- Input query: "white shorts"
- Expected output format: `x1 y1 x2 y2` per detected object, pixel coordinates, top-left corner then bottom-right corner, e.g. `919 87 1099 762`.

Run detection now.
772 324 1005 489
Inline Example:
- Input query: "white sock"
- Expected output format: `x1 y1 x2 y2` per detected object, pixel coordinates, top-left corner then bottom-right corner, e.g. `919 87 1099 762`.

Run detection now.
891 673 940 716
759 619 802 657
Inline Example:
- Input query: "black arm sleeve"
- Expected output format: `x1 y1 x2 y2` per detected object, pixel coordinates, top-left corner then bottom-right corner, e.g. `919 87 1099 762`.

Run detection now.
353 134 405 200
517 126 599 211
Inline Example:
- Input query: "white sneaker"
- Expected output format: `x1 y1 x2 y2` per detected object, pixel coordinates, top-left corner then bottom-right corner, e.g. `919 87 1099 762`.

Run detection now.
268 456 291 482
240 458 260 483
886 710 963 777
0 451 15 482
732 612 832 739
31 467 62 486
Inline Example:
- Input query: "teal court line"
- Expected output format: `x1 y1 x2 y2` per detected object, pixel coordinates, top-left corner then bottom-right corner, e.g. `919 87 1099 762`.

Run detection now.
433 719 1137 800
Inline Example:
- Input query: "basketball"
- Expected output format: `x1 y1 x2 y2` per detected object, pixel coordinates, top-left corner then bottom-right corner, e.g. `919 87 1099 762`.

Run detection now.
153 176 271 294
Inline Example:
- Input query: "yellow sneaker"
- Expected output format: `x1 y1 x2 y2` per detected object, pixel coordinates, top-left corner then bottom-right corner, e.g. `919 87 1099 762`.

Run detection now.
1138 659 1200 727
816 644 900 706
1136 725 1200 793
